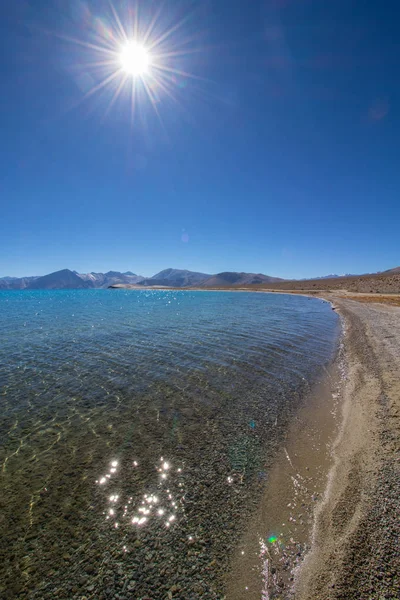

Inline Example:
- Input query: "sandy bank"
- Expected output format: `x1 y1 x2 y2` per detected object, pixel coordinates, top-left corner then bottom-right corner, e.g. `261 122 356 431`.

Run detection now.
224 352 344 599
295 298 400 599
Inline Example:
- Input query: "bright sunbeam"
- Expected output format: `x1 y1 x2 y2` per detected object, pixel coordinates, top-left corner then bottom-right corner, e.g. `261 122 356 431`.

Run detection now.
56 1 206 130
120 41 150 76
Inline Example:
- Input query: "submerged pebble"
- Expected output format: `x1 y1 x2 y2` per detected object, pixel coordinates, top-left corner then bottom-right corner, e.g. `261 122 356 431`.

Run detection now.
0 290 339 599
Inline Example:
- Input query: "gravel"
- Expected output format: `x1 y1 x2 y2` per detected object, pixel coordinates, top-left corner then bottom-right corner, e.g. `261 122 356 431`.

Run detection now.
295 298 400 600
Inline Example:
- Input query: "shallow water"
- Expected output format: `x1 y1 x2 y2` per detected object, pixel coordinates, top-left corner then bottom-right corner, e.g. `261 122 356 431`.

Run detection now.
0 290 338 599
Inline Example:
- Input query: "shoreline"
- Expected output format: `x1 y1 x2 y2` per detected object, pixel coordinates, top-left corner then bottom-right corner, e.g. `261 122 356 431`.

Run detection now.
109 284 400 307
294 296 400 599
2 290 398 598
224 336 344 599
209 290 399 599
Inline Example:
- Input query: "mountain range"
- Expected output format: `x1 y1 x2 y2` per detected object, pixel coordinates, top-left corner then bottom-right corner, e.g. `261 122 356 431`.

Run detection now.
198 271 283 286
0 268 282 290
1 266 399 290
0 269 143 290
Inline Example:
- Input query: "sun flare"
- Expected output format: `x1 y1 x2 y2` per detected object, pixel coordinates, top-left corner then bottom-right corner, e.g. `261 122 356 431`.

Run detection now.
119 41 150 76
61 1 202 127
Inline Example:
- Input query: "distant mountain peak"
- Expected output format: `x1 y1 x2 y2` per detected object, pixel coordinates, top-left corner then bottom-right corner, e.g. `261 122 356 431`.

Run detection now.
137 268 211 288
77 271 144 287
28 269 90 290
201 272 284 287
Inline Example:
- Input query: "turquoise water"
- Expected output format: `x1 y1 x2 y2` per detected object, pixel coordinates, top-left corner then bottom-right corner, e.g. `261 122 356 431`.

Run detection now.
0 290 338 599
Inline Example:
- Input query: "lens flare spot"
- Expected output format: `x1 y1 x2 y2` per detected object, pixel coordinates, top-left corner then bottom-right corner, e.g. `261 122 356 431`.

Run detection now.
268 536 278 544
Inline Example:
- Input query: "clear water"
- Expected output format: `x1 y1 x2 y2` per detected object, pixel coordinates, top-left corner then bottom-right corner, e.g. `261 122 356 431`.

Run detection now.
0 290 339 599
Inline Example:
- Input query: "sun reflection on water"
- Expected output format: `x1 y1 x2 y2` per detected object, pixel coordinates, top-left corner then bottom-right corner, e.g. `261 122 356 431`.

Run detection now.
96 458 120 485
96 456 186 542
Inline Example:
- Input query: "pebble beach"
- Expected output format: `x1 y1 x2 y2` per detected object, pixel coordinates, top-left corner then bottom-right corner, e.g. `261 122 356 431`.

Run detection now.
295 297 400 600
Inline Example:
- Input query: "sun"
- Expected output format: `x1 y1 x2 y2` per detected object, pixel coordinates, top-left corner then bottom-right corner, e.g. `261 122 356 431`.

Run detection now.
119 41 150 76
61 1 203 126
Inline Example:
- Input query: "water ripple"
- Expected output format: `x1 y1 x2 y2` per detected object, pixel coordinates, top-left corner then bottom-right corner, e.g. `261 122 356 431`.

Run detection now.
0 290 339 598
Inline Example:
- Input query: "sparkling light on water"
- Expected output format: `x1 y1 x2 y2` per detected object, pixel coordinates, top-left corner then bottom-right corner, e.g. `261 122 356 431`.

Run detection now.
98 456 185 535
0 289 339 596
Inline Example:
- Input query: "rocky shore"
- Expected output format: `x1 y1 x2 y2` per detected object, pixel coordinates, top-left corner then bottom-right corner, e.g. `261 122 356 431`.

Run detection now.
295 297 400 599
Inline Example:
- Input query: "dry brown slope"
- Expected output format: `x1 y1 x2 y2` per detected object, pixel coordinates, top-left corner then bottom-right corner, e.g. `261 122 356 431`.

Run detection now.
201 272 400 294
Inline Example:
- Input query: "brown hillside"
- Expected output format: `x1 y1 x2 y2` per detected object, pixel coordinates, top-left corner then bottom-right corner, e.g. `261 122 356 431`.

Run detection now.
201 271 400 294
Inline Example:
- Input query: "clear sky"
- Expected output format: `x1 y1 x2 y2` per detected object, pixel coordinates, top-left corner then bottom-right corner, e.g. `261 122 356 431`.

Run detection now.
1 0 399 279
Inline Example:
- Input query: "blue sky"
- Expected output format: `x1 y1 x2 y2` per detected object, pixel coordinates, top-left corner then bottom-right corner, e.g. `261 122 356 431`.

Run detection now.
1 0 399 279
